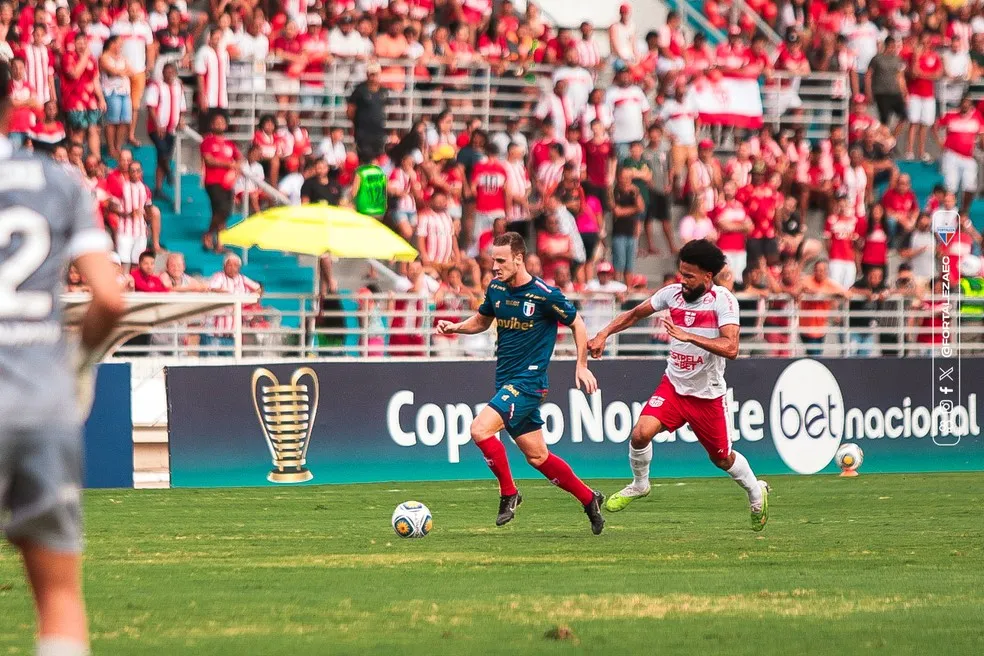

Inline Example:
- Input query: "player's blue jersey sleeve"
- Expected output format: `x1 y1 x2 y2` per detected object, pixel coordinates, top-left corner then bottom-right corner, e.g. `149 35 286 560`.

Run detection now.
545 287 577 326
478 283 497 317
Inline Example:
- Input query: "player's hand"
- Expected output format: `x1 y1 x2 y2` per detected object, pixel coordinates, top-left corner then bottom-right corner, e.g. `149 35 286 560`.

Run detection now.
575 364 598 395
587 334 606 359
662 318 691 343
436 320 457 335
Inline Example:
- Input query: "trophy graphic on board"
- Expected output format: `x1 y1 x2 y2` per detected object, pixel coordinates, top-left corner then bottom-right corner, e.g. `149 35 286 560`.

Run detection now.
251 367 320 483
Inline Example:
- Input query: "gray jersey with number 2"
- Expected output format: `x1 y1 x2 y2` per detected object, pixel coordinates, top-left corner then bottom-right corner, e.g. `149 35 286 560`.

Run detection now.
0 141 111 427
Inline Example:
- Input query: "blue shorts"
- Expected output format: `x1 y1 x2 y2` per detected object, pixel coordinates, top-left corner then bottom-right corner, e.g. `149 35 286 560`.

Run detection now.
487 384 546 439
105 93 132 124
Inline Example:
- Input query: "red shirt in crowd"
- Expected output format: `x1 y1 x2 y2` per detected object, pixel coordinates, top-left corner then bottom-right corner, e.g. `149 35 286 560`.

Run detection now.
824 213 860 262
710 198 750 252
909 50 942 98
880 186 918 217
737 183 781 240
132 269 170 292
201 134 241 190
860 220 889 268
529 137 556 173
582 138 612 187
471 159 508 214
938 109 983 158
60 48 100 112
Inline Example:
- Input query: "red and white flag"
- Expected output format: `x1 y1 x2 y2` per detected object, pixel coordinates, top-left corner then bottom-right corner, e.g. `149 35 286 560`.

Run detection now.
689 77 764 129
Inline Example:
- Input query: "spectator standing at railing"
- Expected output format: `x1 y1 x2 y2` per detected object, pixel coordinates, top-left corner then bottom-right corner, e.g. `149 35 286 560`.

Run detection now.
111 0 155 147
658 81 698 200
898 212 936 287
536 207 574 285
100 35 133 159
144 62 184 197
848 266 888 357
503 140 531 233
799 260 849 357
552 48 593 120
942 36 971 108
194 27 230 127
417 188 459 271
17 23 54 108
581 117 614 210
390 259 439 356
535 79 574 135
846 9 884 83
60 29 105 160
712 180 754 284
206 252 261 353
689 139 722 217
229 13 270 95
824 192 862 289
131 250 169 293
656 10 686 74
642 124 673 255
763 257 801 357
576 20 602 74
348 60 388 164
153 6 192 79
432 266 479 357
609 3 639 65
582 261 627 346
161 252 206 292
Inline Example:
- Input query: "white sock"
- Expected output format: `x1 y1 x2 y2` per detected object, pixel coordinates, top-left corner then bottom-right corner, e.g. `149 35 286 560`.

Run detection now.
726 451 762 505
629 442 653 489
36 637 89 656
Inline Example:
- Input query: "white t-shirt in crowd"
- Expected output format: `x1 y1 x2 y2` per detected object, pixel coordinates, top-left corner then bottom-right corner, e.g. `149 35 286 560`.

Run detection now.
605 84 650 144
583 279 628 336
279 173 306 205
658 96 699 147
111 17 154 73
551 65 594 118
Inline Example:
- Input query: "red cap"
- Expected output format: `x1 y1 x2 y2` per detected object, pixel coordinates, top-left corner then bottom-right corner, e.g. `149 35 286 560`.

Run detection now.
597 261 614 274
620 3 631 13
344 152 359 169
284 156 300 173
699 138 715 150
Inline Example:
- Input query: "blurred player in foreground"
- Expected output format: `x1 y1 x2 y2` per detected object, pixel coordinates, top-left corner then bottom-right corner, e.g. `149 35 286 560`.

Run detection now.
587 240 770 531
436 232 606 534
0 58 125 656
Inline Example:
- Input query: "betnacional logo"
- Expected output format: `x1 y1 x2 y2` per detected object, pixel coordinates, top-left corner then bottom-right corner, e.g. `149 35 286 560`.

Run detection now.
769 360 845 474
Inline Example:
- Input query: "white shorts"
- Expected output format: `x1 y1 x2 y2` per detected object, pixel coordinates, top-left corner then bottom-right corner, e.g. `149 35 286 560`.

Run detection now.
829 259 858 290
116 232 148 265
942 150 978 194
724 251 747 284
907 95 936 126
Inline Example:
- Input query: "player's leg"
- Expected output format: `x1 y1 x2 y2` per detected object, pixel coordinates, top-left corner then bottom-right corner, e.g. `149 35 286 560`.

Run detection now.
606 379 686 512
469 405 520 526
3 426 89 654
686 396 769 531
512 428 605 535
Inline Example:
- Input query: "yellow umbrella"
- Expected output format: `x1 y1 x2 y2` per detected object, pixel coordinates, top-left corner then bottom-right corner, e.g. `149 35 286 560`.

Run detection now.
219 204 418 262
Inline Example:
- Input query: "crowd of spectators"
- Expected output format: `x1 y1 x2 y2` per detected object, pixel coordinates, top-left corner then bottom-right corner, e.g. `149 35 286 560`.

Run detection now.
18 0 984 356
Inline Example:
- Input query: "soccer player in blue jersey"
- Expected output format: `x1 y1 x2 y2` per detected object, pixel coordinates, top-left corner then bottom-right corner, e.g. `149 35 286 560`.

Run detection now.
436 232 606 534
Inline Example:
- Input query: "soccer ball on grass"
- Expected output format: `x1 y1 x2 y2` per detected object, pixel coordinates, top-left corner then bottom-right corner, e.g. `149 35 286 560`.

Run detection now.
392 501 432 538
834 443 864 474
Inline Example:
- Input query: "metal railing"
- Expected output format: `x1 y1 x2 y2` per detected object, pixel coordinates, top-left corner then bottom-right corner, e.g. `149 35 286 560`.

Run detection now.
761 72 850 140
107 291 984 361
215 59 559 146
173 125 291 216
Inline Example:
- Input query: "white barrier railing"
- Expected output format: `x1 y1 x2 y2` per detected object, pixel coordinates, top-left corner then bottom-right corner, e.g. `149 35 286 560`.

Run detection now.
761 72 850 140
104 291 984 361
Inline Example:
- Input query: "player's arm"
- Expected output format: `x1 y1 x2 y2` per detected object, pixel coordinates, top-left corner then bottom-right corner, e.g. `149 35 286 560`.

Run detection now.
74 251 126 350
662 321 740 360
436 312 494 335
587 298 658 358
569 315 598 394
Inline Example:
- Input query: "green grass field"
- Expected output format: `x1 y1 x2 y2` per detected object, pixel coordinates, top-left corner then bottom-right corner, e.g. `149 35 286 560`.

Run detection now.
2 473 983 655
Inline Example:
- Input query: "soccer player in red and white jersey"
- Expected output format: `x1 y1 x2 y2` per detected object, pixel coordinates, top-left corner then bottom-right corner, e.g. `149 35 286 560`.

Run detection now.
144 62 185 196
711 181 753 283
824 192 861 289
936 95 984 214
470 142 509 240
906 35 943 161
588 239 770 531
416 190 459 270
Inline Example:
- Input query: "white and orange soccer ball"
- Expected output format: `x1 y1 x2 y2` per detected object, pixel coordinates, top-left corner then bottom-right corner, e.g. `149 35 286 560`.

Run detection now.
391 501 432 538
835 443 864 474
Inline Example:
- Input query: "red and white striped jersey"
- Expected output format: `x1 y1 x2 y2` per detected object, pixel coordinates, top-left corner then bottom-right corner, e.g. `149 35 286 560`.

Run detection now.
389 167 418 213
416 209 456 264
118 178 151 215
208 272 260 333
578 102 614 140
537 159 565 195
576 38 602 68
144 79 186 133
649 283 739 399
504 159 530 221
535 93 574 131
276 125 313 158
690 159 717 212
193 45 229 109
20 44 53 103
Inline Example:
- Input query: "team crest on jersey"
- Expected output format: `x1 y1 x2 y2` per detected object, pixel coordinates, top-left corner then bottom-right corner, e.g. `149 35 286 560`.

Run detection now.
649 396 665 408
523 301 535 317
702 295 714 305
684 311 696 326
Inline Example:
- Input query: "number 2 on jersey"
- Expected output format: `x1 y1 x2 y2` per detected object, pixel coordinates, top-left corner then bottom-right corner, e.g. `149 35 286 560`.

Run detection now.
0 208 54 320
